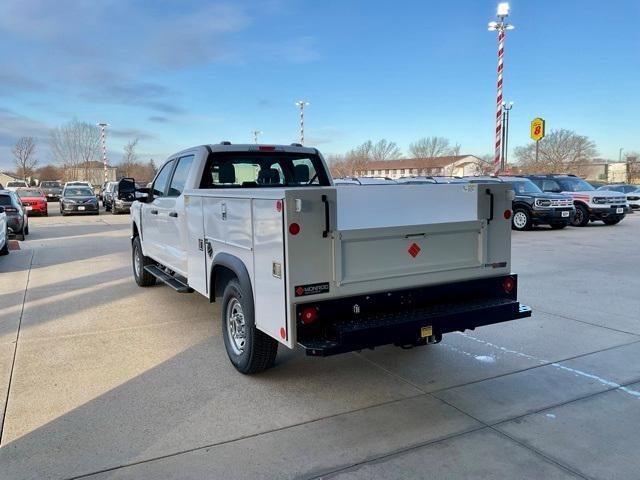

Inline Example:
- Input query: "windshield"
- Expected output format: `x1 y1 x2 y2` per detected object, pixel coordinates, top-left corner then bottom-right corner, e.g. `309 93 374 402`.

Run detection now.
17 190 43 197
201 152 330 188
557 177 595 192
505 179 542 194
41 182 61 188
64 188 94 197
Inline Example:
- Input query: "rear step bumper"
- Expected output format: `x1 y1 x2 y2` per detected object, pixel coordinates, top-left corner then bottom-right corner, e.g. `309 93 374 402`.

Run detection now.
299 298 531 357
143 265 193 293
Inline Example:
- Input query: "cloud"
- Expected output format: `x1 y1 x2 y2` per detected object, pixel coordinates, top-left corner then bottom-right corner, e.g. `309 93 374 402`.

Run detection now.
0 108 50 147
148 116 170 123
109 128 157 142
0 71 44 93
80 80 187 115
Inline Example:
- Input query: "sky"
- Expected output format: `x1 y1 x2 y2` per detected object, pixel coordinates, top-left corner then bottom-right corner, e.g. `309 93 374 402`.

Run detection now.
1 0 639 171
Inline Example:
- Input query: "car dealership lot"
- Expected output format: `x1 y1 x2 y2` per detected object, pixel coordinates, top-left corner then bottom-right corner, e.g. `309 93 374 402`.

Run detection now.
0 205 639 479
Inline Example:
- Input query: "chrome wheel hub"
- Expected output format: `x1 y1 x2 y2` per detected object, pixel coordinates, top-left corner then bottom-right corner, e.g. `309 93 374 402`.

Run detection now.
134 248 141 278
226 298 246 355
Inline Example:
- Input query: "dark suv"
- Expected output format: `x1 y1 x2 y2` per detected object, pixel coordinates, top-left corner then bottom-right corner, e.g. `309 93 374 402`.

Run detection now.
464 176 575 230
39 181 62 201
526 175 628 226
499 176 575 230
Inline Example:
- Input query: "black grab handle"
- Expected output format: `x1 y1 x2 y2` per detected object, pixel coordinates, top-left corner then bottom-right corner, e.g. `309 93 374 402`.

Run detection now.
485 189 494 223
321 195 330 238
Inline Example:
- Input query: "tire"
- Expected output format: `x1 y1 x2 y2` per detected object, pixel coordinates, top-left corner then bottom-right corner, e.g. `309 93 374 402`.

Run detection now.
511 208 532 231
222 279 278 374
132 236 156 287
0 231 9 255
16 233 25 241
603 217 621 225
23 223 29 236
550 223 567 230
571 204 590 227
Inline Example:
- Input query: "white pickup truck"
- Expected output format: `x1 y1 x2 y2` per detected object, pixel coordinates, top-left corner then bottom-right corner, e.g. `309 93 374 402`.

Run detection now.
127 143 531 373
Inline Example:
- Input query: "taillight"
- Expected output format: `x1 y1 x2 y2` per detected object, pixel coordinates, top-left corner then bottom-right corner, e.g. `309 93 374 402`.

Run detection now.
259 146 276 151
503 276 515 294
289 223 300 235
300 306 318 325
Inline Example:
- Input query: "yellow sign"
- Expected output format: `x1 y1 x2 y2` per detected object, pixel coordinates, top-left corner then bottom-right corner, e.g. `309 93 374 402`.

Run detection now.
531 118 545 141
420 326 433 338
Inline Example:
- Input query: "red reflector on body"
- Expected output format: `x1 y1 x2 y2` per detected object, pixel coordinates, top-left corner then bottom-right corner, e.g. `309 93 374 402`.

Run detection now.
503 276 515 294
259 146 276 151
301 307 318 325
504 210 512 220
289 223 300 235
276 200 282 212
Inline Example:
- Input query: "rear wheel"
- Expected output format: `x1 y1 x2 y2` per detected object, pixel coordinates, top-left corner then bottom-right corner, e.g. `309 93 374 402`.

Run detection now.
572 204 590 227
24 223 29 235
511 208 532 231
132 236 156 287
0 230 9 255
222 279 278 374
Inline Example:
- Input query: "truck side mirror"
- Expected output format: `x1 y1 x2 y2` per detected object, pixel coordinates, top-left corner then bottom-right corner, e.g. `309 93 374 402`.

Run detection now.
0 206 4 214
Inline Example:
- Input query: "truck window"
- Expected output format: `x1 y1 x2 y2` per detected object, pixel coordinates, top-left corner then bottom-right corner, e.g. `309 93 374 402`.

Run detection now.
167 155 194 197
200 152 330 188
152 160 175 197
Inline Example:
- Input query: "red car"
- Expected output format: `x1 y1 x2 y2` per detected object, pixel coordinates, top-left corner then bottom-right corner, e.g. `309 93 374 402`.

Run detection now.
16 187 48 216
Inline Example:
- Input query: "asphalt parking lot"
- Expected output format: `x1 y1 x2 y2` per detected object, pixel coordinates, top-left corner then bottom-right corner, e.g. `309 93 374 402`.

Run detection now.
0 204 639 479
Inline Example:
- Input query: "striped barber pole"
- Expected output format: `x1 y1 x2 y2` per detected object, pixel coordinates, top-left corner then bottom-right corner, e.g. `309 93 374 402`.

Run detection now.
494 29 505 176
295 101 309 145
98 123 108 182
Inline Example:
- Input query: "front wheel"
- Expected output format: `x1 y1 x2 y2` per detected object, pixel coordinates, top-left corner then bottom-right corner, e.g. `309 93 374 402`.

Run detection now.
572 204 590 227
132 236 156 287
603 217 622 225
222 279 278 374
550 223 567 230
511 209 532 231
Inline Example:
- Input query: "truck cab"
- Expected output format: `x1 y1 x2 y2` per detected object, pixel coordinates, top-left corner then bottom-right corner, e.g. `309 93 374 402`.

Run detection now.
129 143 531 374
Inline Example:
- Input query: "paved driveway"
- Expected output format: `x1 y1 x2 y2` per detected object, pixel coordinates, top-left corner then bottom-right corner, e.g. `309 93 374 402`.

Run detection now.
1 205 639 479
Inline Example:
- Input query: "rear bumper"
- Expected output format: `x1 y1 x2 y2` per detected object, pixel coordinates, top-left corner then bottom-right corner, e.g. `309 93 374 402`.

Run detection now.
297 275 532 357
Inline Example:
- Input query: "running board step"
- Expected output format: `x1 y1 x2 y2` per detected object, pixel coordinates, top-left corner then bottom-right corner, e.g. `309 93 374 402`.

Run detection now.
144 265 193 293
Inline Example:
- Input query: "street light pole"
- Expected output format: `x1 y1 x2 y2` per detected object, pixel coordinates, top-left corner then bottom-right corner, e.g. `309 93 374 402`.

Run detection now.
295 100 309 145
252 130 262 144
488 3 514 176
97 122 109 183
501 101 514 172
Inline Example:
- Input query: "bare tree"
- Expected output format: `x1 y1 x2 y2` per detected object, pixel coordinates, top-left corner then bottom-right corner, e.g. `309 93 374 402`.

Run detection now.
370 139 401 161
12 136 38 179
409 136 459 158
625 152 640 184
35 164 62 182
50 119 101 181
326 154 350 178
118 138 140 178
514 129 598 174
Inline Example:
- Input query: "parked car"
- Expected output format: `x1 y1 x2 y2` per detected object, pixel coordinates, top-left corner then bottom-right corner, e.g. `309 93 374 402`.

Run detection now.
334 177 398 185
0 206 8 255
500 177 575 230
396 176 437 184
527 174 628 226
16 188 48 216
102 181 117 211
59 186 100 216
5 180 29 191
109 179 136 214
0 190 29 240
39 181 63 201
598 184 640 210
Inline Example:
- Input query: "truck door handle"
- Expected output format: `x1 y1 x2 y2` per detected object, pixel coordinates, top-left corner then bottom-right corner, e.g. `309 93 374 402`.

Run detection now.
485 189 494 223
321 195 330 238
150 209 158 215
169 211 178 218
221 203 227 220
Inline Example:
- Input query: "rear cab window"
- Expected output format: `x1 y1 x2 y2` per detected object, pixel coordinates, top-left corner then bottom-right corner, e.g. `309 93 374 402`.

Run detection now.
200 152 330 188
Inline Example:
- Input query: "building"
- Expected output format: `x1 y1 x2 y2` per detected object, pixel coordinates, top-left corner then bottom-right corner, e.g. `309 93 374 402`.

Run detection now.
356 155 490 179
62 161 117 186
0 171 21 188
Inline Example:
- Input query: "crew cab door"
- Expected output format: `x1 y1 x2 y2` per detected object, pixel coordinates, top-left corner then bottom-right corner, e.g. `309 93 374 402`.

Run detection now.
142 159 175 263
157 154 194 276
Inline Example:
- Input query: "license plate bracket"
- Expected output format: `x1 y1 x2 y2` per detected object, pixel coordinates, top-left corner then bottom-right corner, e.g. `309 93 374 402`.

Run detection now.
616 208 623 214
561 211 569 217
